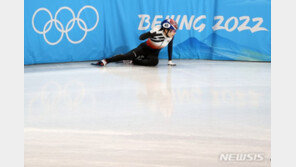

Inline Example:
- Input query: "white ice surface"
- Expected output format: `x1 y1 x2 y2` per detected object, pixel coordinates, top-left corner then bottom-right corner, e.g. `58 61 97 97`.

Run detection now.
25 60 270 167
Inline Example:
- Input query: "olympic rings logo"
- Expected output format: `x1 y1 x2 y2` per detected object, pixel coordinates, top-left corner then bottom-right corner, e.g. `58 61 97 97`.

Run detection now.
32 6 99 45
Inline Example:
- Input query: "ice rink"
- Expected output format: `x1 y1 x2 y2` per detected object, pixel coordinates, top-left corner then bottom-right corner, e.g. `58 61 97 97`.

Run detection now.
24 60 270 167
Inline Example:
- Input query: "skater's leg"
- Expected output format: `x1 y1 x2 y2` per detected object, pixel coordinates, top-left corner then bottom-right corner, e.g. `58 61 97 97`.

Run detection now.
92 43 158 66
106 50 136 63
106 43 146 63
92 49 140 66
133 56 159 66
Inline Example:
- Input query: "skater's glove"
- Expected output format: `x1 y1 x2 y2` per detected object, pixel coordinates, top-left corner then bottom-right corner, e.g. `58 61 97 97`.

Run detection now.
168 60 176 66
150 32 158 37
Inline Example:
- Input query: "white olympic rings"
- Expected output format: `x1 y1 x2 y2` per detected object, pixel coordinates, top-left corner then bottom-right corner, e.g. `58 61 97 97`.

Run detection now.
32 6 99 45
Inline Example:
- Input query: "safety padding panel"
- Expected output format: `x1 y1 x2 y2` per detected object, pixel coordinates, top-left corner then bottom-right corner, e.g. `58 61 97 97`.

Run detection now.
25 0 270 65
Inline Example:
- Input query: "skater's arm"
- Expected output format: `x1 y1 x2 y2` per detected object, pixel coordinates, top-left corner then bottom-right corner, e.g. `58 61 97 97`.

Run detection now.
168 39 173 61
168 39 176 66
139 32 157 40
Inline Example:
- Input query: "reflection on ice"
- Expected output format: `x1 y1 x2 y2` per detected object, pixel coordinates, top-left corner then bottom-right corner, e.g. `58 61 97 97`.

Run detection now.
25 60 270 167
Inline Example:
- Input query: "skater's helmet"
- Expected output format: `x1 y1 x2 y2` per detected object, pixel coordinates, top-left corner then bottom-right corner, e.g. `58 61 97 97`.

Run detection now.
161 19 178 32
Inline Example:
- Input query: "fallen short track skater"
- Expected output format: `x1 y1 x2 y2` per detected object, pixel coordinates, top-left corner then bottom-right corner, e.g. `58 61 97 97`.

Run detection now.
92 19 178 67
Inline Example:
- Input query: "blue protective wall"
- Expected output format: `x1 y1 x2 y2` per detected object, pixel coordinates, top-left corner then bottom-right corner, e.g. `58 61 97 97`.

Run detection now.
25 0 271 65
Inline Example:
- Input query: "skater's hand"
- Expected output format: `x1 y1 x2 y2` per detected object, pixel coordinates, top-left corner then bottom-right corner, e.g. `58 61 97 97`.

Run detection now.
168 60 176 66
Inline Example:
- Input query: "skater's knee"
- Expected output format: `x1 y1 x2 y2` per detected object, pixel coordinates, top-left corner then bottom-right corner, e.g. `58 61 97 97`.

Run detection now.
132 57 158 66
150 60 159 66
148 58 159 66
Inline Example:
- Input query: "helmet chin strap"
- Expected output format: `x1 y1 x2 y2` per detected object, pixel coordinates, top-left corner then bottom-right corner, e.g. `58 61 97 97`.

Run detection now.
165 29 169 37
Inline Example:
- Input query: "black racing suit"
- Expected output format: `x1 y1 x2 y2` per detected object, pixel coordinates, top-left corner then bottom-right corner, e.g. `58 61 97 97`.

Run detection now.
106 31 173 66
